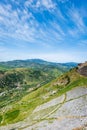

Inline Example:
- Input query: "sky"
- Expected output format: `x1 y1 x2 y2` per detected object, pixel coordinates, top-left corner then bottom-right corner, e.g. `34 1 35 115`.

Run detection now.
0 0 87 63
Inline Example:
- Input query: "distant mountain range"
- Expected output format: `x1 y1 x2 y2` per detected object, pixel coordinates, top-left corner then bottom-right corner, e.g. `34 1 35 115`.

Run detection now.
0 59 78 70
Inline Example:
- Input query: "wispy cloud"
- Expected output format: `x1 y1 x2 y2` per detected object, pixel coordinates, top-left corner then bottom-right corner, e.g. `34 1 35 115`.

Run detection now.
41 0 56 9
0 1 65 47
65 5 87 40
0 3 38 42
68 8 86 33
25 0 56 10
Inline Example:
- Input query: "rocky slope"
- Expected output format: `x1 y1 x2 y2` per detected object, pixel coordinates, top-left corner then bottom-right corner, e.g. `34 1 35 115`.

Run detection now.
0 86 87 130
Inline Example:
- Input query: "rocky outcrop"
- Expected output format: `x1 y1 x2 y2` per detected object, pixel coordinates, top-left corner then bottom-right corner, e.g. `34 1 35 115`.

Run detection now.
77 62 87 76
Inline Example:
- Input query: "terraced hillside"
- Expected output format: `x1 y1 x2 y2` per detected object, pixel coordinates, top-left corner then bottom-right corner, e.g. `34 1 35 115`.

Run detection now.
0 63 87 130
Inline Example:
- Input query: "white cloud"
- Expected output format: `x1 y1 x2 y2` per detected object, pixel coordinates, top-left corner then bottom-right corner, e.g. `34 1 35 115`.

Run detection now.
0 1 65 48
66 7 87 38
25 0 33 8
0 3 39 42
25 0 56 11
41 0 56 9
69 8 86 33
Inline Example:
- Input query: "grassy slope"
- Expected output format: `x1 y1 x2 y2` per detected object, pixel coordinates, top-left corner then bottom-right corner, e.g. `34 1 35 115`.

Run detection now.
0 68 87 125
0 67 63 91
0 67 63 112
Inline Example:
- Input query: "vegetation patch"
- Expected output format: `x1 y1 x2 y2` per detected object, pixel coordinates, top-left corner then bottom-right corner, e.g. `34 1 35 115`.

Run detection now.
0 115 2 123
5 109 20 123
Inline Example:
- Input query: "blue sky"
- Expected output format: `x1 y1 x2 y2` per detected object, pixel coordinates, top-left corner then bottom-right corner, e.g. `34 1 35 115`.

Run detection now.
0 0 87 62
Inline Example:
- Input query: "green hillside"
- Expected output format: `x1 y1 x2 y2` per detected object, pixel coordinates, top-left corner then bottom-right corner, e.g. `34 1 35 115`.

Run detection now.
0 64 66 113
0 67 64 92
0 66 87 126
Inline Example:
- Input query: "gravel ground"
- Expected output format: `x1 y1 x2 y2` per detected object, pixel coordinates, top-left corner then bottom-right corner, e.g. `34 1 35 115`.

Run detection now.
33 94 65 113
66 87 87 101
